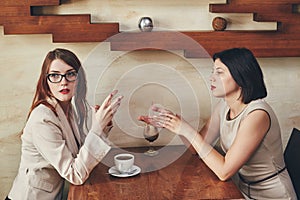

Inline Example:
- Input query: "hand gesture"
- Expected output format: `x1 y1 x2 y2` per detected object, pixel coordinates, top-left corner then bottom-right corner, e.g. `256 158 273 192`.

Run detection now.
91 90 123 136
150 105 194 137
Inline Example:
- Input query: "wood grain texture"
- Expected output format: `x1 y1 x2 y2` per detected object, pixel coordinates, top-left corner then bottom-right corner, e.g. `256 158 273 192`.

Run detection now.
68 146 244 200
0 0 119 43
0 0 300 57
109 0 300 57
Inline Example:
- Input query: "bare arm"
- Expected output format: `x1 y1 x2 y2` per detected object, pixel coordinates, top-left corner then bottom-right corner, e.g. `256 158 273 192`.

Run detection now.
155 105 270 181
192 110 270 181
181 101 222 154
199 101 223 144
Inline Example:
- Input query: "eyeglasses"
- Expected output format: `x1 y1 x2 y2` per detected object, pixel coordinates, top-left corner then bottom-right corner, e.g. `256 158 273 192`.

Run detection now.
47 71 78 83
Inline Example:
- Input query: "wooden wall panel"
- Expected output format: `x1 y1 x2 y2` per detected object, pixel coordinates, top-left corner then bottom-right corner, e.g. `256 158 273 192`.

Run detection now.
0 0 300 57
0 0 119 43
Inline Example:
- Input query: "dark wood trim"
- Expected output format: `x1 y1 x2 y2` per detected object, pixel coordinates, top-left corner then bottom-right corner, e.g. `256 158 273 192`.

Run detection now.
1 0 300 57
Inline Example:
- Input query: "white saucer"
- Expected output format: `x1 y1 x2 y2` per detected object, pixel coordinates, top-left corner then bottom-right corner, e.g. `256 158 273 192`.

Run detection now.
108 165 141 178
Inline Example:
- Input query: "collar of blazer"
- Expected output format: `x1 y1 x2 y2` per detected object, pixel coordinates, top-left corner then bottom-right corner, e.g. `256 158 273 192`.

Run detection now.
47 97 81 156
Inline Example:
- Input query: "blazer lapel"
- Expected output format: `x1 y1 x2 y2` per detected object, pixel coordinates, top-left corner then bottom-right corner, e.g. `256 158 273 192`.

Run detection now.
69 110 82 148
48 98 79 157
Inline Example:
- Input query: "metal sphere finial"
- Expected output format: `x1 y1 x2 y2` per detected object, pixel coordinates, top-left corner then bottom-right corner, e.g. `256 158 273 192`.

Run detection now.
138 17 153 32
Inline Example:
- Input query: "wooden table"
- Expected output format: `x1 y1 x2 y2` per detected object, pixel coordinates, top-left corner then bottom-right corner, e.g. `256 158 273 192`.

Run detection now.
68 145 244 200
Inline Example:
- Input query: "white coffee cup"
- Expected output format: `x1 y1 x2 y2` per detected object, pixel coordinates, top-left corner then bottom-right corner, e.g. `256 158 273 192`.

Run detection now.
114 153 134 173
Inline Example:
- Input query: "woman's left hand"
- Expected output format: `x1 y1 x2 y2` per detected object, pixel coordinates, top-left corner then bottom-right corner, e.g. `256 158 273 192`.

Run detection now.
91 90 123 137
151 106 195 137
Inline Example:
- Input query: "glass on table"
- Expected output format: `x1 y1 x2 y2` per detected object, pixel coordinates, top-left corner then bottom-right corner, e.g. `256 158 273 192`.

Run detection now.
143 124 159 156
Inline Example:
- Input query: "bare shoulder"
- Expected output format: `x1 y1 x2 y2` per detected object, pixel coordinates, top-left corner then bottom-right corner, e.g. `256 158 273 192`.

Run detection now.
247 109 270 124
241 109 270 136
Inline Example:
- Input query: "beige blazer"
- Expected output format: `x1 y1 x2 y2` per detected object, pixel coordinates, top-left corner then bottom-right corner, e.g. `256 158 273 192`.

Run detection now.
8 98 111 200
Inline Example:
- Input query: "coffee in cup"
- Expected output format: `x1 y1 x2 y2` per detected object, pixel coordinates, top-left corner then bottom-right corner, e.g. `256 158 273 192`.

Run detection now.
114 153 134 173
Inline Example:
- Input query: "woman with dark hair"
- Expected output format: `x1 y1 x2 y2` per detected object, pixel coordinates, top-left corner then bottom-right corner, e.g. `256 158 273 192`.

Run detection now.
143 48 296 199
7 48 123 200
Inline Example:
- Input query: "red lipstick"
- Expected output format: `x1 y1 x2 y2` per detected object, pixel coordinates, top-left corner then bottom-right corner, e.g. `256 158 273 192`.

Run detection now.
60 89 70 94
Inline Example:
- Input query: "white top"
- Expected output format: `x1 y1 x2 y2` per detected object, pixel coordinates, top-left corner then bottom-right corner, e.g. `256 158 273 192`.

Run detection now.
219 99 297 199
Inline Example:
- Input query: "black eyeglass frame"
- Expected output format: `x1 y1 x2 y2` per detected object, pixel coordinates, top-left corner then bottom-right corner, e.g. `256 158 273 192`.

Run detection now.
46 71 78 83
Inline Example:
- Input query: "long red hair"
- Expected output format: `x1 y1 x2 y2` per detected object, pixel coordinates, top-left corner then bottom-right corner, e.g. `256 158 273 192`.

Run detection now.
28 48 88 132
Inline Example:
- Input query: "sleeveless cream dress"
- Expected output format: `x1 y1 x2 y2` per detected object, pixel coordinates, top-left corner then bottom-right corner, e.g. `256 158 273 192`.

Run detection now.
219 99 297 199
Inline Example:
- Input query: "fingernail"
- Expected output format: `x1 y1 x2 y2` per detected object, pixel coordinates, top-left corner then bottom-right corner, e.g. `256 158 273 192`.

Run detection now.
112 90 118 95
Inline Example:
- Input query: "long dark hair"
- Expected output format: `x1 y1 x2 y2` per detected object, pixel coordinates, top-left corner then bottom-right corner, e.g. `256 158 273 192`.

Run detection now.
28 48 88 132
213 48 267 104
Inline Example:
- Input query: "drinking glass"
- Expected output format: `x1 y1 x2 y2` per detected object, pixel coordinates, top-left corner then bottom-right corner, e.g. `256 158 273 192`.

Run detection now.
143 124 159 156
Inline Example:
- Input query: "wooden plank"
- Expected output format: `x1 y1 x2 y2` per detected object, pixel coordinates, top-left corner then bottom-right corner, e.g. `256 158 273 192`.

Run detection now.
0 6 30 17
108 31 300 48
0 0 59 6
108 31 300 58
110 38 300 52
254 13 300 22
0 0 27 6
4 23 119 34
28 0 60 6
210 4 293 14
52 24 120 42
108 31 278 44
53 32 118 43
185 48 300 58
211 0 300 5
0 15 91 26
3 23 119 43
39 15 91 24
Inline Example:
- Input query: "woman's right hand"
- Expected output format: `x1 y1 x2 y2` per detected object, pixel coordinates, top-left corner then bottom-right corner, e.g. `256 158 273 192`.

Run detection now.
91 90 123 136
150 106 196 139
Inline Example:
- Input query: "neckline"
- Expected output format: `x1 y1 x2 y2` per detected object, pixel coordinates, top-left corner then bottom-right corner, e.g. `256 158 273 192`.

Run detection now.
226 104 248 121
